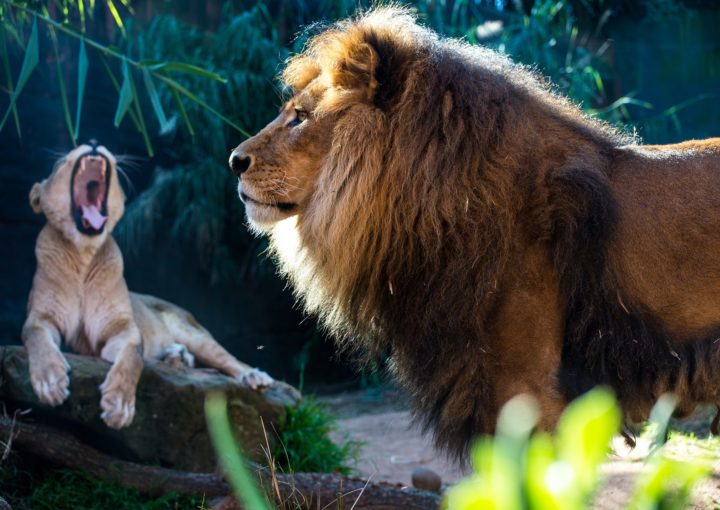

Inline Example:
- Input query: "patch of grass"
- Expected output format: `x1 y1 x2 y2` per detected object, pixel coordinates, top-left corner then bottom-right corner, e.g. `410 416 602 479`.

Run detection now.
0 456 208 510
271 397 361 475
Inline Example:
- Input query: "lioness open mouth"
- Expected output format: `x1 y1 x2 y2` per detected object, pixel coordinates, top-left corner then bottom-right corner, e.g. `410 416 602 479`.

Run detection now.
71 152 110 236
240 192 296 212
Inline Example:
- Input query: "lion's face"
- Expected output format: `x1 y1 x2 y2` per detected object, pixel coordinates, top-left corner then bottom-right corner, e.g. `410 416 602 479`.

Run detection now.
229 83 336 229
30 144 125 245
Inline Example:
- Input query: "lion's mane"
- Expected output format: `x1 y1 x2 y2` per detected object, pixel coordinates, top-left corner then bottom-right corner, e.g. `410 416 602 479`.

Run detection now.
268 8 712 458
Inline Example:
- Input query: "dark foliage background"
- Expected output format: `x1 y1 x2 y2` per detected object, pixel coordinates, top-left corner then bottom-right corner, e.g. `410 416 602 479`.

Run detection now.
1 0 718 388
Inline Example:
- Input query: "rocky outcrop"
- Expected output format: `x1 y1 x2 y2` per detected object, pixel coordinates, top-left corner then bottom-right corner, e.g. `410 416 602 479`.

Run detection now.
0 346 300 471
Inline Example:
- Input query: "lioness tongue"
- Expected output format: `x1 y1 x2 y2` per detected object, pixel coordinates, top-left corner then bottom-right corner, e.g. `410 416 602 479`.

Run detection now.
81 205 107 230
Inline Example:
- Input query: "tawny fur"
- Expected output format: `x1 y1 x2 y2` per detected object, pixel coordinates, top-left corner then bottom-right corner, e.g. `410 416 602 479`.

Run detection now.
24 145 272 429
230 7 720 458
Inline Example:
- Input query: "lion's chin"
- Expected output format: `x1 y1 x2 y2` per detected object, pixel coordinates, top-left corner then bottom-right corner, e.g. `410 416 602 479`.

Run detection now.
241 196 297 231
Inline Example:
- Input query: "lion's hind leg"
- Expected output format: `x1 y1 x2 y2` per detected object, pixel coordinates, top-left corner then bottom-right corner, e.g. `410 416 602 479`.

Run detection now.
159 343 195 369
22 316 71 406
162 310 273 390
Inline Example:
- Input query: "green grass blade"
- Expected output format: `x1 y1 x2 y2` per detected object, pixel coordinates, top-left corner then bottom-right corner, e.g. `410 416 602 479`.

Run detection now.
142 68 171 134
113 58 133 127
171 86 194 137
151 61 226 82
0 16 39 133
128 65 153 156
205 392 270 510
48 26 75 144
0 21 21 137
156 73 251 137
74 39 88 141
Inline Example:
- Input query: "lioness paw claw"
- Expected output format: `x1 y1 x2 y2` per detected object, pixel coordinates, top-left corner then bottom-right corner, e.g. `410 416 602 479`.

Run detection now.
31 360 70 407
236 368 273 390
100 387 136 429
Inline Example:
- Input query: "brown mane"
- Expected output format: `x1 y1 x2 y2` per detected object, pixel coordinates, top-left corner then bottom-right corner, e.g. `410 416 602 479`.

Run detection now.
251 7 720 459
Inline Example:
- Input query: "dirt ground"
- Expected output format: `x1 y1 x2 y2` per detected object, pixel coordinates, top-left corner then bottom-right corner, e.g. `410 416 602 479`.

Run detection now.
319 388 720 509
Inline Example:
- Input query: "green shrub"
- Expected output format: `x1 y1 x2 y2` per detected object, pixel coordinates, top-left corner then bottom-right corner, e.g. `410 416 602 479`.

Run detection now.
271 397 362 475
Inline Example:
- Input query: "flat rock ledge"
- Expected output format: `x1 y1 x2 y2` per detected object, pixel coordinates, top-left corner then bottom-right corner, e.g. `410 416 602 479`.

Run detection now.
0 345 300 472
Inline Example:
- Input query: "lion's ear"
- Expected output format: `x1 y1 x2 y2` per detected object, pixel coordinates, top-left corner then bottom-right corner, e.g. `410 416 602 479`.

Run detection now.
333 42 379 100
29 182 43 214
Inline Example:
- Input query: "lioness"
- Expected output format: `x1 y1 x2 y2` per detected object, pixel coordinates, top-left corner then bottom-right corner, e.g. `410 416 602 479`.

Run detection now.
229 7 720 458
24 143 272 429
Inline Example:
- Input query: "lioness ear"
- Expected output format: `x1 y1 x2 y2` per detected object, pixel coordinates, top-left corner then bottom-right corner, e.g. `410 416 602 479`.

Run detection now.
334 42 379 100
29 182 43 214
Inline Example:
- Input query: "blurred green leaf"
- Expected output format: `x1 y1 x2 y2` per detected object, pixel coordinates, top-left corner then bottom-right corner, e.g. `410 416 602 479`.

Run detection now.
627 457 710 510
205 392 270 510
0 21 21 137
113 58 133 127
556 387 620 493
106 0 125 36
0 16 38 132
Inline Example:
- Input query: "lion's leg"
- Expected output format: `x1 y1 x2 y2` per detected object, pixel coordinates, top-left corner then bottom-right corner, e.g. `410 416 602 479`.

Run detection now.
22 316 70 406
488 252 567 430
98 322 143 429
171 325 273 390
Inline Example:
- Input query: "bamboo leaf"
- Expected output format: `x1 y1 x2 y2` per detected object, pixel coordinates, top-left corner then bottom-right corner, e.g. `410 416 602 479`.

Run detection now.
150 62 226 82
113 58 133 127
0 21 21 137
74 39 88 140
142 68 171 134
100 53 142 132
0 16 39 133
156 74 250 137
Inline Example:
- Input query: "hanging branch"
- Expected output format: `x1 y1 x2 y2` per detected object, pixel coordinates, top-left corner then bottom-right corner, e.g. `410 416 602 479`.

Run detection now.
0 0 251 152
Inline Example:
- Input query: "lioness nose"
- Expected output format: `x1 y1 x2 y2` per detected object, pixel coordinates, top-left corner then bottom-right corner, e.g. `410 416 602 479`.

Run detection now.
229 152 252 176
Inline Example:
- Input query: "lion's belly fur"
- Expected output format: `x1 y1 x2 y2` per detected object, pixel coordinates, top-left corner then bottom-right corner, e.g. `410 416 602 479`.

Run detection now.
29 227 201 362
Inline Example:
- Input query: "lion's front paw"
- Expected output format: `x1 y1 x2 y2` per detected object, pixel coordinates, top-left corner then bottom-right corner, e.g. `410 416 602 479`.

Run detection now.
236 368 274 390
30 354 70 406
99 379 136 429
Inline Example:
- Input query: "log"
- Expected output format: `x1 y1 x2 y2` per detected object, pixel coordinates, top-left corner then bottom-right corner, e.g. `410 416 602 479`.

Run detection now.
0 415 441 509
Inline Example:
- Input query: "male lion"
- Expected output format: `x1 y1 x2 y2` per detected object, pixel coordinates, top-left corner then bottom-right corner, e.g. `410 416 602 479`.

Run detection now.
25 143 272 429
229 8 720 457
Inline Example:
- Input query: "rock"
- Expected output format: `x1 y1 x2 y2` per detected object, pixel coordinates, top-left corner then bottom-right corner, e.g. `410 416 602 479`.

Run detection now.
0 345 300 472
411 466 442 493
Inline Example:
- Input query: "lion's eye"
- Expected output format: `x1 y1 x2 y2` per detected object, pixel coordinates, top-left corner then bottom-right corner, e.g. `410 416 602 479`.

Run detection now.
288 108 307 128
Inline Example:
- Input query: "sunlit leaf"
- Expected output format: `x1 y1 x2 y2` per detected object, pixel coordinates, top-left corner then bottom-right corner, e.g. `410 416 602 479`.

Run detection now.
556 387 620 493
627 456 710 510
113 58 133 127
74 39 88 141
0 16 38 133
106 0 125 36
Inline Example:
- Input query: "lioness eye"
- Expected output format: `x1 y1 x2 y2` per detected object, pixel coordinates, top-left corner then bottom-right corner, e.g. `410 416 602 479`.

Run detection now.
288 108 307 128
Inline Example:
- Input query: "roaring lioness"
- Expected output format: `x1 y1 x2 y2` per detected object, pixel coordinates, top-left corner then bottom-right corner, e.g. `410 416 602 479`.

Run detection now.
24 143 272 429
230 7 720 458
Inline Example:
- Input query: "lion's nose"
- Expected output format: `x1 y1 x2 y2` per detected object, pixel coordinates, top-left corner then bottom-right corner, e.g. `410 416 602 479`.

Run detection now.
229 152 253 176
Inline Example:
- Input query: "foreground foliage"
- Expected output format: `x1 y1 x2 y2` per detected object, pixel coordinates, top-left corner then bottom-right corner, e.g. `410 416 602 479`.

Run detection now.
446 389 710 510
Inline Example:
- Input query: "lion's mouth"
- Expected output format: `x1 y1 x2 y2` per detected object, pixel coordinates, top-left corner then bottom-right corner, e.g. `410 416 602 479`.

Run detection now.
71 152 111 236
240 192 296 212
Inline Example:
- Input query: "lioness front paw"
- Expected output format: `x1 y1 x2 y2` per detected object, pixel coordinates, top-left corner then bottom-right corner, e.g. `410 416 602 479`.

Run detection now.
30 354 70 406
236 368 274 390
99 380 136 429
